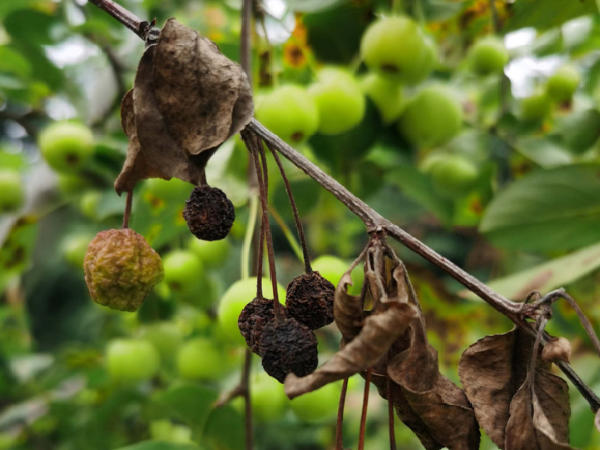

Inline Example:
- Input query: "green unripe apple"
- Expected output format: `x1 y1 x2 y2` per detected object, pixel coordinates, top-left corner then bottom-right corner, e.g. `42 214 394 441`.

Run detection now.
140 322 183 363
469 37 509 76
291 381 342 423
150 420 192 444
360 16 427 83
38 122 94 173
217 277 286 344
57 174 91 196
145 177 194 201
79 190 102 220
251 372 289 422
62 234 93 269
106 339 160 383
428 154 478 198
255 85 320 145
397 85 463 148
360 74 404 124
188 236 231 269
520 91 552 122
309 68 366 135
0 170 24 214
163 250 209 306
402 35 438 85
312 255 363 296
177 337 228 380
546 65 580 103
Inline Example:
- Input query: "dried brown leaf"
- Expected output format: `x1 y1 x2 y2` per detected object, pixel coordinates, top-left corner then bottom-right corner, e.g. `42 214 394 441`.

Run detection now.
284 302 416 399
458 328 540 448
153 19 253 155
115 45 207 194
505 370 574 449
542 337 572 364
333 269 365 342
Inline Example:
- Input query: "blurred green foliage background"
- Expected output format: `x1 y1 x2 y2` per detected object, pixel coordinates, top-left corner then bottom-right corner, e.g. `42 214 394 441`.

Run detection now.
2 0 600 448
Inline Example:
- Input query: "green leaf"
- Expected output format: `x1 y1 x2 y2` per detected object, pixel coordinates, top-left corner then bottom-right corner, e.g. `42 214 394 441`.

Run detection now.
511 135 573 168
200 405 245 450
0 46 31 78
480 164 600 252
4 9 56 45
303 2 372 64
387 165 454 226
557 109 600 154
504 0 597 32
154 383 219 433
284 0 345 13
115 441 200 450
461 241 600 301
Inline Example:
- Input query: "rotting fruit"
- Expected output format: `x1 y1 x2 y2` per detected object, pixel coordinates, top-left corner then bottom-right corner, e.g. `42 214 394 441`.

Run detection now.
285 271 335 330
0 170 25 214
38 121 94 174
255 85 320 145
218 277 286 344
259 316 319 383
106 338 160 383
183 185 235 241
397 85 463 148
309 68 366 135
238 296 288 354
84 228 164 312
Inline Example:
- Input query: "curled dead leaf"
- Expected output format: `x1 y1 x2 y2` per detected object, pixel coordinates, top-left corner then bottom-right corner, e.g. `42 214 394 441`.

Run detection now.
542 337 572 364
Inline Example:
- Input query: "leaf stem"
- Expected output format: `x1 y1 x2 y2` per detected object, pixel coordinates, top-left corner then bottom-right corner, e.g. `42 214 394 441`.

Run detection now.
335 377 349 450
358 369 372 450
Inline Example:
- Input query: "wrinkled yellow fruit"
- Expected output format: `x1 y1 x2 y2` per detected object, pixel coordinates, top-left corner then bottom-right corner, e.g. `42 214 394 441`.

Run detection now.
84 229 164 312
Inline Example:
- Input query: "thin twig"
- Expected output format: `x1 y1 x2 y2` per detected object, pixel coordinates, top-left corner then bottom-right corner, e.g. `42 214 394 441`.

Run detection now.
256 215 265 298
241 0 252 86
122 189 133 228
488 0 501 33
335 377 349 450
359 369 372 450
266 142 312 273
86 0 148 38
242 348 253 450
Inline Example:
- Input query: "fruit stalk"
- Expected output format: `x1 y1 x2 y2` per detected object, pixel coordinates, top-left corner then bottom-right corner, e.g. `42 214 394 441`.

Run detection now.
86 0 600 412
122 189 133 229
266 142 313 274
358 368 372 450
335 377 349 450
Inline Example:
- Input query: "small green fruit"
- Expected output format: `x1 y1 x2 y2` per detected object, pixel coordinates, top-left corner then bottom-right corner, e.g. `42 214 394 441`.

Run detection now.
79 190 102 220
398 85 463 148
428 154 478 198
360 74 404 124
145 177 194 201
309 68 366 135
217 277 286 344
291 381 341 423
141 322 183 363
63 234 93 269
402 35 438 85
546 65 580 103
251 372 289 422
163 250 209 305
520 91 552 122
57 174 91 196
38 122 94 173
177 338 228 380
0 170 24 214
188 236 231 269
312 255 363 295
360 16 427 83
469 37 509 76
106 339 160 383
256 85 320 145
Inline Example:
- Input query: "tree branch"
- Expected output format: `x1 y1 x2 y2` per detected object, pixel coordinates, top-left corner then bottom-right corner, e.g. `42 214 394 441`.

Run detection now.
86 0 600 412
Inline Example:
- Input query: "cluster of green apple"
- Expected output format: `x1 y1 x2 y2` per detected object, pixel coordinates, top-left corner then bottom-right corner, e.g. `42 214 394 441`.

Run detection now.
0 168 25 215
519 64 581 123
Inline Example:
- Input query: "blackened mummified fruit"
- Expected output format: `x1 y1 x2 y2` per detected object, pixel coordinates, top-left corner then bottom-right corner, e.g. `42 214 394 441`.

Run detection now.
183 185 235 241
286 272 335 330
259 317 318 383
238 297 288 354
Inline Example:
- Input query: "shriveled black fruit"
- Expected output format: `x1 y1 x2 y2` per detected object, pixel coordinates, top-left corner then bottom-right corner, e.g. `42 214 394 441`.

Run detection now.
183 185 235 241
286 271 335 329
259 317 318 383
238 297 288 354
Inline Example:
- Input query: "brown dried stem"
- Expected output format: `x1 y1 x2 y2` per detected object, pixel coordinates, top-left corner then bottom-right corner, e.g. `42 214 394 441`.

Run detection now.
335 377 349 450
387 359 396 450
84 0 600 412
266 142 312 274
122 189 133 229
359 369 372 450
242 348 253 450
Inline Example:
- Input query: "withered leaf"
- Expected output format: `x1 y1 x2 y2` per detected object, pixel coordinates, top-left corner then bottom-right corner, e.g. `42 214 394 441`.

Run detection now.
504 370 574 449
153 19 254 155
284 302 416 399
333 269 365 342
373 260 480 450
458 328 551 448
115 45 208 194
